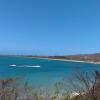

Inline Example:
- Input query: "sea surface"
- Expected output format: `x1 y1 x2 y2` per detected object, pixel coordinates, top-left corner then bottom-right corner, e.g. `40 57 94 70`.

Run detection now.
0 56 100 88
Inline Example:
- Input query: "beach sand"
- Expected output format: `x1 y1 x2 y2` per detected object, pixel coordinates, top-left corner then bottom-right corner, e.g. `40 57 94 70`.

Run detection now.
29 57 100 65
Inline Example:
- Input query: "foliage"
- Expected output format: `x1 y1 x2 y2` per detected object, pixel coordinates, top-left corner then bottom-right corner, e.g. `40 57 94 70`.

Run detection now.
0 70 100 100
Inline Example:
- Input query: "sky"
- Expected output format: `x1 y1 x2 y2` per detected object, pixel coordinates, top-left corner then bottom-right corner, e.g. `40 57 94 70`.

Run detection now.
0 0 100 55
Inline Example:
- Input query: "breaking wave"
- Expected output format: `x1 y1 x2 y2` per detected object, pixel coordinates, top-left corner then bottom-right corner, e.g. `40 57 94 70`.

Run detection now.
9 65 40 68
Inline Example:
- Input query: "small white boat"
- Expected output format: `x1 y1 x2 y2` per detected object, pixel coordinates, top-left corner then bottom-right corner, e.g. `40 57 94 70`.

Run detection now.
9 64 16 67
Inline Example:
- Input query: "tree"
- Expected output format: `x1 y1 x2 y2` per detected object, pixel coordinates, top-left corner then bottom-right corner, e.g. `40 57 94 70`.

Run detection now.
64 70 100 100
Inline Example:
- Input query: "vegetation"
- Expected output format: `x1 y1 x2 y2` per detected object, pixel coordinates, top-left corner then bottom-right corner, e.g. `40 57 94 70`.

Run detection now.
1 53 100 63
0 70 100 100
46 53 100 62
33 53 100 63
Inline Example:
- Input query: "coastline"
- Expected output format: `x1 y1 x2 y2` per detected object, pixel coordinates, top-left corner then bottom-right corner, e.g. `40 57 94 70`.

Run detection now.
29 57 100 65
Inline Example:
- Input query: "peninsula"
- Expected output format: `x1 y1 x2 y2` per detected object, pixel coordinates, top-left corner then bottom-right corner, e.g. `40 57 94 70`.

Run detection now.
1 53 100 64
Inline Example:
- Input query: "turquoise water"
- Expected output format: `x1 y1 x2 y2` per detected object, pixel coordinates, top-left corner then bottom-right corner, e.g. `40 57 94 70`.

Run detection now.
0 56 100 87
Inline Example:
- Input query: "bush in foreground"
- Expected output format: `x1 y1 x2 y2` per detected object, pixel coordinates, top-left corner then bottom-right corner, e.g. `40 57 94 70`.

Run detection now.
0 70 100 100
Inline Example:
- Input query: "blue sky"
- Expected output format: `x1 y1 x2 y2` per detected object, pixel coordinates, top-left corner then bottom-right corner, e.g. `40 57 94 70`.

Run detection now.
0 0 100 55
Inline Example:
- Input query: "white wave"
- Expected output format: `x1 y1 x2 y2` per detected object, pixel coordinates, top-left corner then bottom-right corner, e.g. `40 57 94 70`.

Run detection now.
9 64 16 67
25 65 40 68
9 64 40 68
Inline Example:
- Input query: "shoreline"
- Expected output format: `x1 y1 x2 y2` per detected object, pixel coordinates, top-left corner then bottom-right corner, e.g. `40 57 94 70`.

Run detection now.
29 57 100 65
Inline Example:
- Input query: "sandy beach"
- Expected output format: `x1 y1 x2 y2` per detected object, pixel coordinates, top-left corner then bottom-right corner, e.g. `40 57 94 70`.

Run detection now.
29 57 100 65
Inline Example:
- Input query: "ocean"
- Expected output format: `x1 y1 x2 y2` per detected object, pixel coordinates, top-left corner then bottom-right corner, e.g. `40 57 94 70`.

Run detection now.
0 56 100 88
